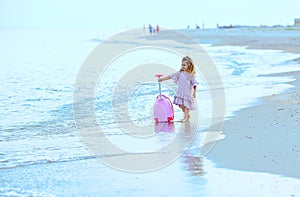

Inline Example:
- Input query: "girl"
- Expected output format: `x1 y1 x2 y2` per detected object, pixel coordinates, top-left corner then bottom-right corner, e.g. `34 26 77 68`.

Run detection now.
158 56 197 122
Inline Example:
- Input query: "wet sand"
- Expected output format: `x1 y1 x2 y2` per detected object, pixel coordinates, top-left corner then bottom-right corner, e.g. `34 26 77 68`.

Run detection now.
211 28 300 63
186 28 300 178
207 71 300 178
146 27 300 62
146 27 300 178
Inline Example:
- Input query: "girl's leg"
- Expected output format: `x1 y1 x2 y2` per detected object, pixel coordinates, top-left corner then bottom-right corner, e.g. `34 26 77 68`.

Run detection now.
179 105 185 120
180 105 184 112
181 107 190 122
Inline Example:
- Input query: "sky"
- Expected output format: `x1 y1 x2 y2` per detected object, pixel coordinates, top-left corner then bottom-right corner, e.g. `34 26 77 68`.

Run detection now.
0 0 299 29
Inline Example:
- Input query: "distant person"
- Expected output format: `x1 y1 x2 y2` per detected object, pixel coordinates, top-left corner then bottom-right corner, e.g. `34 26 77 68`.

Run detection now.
158 56 198 122
156 25 160 34
149 24 153 35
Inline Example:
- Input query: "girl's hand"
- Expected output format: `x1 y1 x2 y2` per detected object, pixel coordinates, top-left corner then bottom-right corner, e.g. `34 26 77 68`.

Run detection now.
158 76 170 82
192 92 196 98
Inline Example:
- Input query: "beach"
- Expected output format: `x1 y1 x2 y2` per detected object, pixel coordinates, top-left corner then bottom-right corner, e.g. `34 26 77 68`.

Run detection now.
207 70 300 178
210 28 300 53
1 27 300 196
212 28 300 63
182 28 300 179
148 27 300 178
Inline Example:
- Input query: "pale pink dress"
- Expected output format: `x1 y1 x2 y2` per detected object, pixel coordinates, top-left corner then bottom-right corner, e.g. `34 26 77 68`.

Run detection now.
170 71 198 110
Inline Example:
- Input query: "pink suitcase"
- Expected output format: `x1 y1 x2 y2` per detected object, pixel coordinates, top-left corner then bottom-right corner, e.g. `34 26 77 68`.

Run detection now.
153 74 174 123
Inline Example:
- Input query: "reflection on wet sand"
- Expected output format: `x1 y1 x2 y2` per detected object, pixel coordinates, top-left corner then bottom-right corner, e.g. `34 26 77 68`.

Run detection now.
178 121 205 177
154 122 175 133
155 121 205 177
183 155 204 176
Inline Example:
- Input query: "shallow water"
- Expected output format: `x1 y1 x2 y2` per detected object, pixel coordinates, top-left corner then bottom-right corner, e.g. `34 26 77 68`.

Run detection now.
1 28 300 196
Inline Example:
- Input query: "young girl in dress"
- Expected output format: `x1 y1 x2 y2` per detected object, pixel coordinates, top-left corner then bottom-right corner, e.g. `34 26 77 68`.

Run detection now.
158 56 197 122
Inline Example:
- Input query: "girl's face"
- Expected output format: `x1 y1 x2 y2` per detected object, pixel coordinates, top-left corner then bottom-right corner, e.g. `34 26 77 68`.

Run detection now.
181 60 188 71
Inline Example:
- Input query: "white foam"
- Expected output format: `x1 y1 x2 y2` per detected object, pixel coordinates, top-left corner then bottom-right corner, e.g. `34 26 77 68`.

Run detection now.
203 45 300 118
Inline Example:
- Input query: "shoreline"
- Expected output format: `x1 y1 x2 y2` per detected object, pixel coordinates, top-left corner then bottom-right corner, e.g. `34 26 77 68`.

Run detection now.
207 70 300 178
211 31 300 63
151 28 300 63
190 28 300 178
145 28 300 178
1 27 300 196
211 29 300 63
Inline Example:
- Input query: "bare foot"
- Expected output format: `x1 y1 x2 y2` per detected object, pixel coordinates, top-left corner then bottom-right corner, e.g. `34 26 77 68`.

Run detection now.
180 114 185 121
180 115 190 122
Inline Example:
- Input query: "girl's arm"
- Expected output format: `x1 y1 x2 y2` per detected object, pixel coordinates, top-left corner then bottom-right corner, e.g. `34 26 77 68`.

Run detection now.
193 85 197 98
158 76 171 82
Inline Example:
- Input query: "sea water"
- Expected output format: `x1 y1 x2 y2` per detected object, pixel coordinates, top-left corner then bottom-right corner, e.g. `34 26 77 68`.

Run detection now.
1 28 300 196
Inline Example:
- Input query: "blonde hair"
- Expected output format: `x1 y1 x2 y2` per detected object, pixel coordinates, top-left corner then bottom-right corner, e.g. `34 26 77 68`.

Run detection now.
182 56 195 76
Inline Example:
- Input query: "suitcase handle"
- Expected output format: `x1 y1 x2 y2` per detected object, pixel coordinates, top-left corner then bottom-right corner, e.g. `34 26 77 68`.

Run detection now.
155 74 164 100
